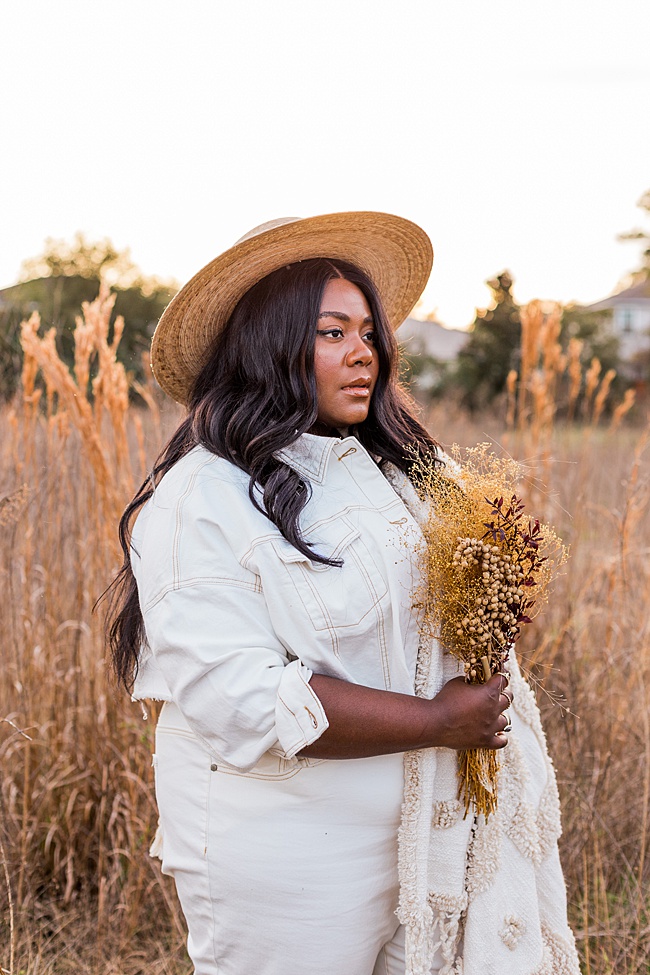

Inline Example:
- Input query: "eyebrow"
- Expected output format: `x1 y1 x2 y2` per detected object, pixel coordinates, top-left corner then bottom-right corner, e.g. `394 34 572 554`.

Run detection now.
318 311 374 323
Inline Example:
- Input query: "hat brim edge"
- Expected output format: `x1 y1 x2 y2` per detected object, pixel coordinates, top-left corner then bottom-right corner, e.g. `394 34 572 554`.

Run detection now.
151 211 433 405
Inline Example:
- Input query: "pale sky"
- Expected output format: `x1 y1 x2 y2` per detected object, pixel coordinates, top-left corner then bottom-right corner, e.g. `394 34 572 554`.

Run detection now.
2 0 649 328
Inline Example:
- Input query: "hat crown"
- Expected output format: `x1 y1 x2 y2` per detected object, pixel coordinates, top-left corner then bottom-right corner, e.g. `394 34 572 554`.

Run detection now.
235 217 301 245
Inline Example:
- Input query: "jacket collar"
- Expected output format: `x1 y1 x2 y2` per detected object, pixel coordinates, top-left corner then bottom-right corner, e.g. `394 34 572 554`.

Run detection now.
275 433 358 484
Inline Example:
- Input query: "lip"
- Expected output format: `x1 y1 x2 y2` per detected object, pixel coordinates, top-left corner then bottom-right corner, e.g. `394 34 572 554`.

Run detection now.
341 378 372 399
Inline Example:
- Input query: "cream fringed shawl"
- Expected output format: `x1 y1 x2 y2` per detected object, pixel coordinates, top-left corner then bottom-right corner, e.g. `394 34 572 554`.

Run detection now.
384 465 580 975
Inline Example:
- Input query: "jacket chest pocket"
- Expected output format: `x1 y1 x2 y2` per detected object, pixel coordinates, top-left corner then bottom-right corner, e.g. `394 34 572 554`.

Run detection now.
271 516 388 632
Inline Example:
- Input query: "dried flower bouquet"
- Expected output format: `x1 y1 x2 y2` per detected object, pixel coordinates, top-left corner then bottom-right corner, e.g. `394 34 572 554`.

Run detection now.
410 444 568 818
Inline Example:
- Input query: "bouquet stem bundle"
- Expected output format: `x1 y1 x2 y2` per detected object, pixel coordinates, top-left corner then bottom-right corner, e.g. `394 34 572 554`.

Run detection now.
411 444 567 818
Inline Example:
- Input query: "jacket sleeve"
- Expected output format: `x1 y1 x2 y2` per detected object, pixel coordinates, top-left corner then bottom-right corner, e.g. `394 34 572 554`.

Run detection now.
132 478 329 771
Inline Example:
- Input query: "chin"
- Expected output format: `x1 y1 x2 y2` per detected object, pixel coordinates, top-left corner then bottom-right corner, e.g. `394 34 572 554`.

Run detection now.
333 410 370 429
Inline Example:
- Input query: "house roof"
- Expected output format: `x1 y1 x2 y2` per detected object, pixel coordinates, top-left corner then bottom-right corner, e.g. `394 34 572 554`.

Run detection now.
396 316 468 361
588 275 650 310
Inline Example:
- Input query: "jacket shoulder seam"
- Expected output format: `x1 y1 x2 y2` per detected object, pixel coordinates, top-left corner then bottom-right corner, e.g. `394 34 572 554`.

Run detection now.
144 574 263 612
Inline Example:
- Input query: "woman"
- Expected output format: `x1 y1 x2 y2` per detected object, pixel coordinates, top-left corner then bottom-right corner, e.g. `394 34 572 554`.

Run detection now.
107 213 578 975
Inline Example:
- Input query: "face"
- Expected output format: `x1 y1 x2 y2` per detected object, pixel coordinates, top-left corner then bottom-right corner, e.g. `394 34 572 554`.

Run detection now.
312 277 379 432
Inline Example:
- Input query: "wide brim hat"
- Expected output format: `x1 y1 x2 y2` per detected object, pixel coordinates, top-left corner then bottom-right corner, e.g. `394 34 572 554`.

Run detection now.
151 211 433 404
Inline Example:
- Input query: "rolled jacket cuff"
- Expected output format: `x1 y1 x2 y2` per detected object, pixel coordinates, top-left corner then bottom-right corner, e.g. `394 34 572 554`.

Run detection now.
274 661 329 759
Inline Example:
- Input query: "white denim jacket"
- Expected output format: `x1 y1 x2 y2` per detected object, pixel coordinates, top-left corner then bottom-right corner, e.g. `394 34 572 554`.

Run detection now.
131 433 423 771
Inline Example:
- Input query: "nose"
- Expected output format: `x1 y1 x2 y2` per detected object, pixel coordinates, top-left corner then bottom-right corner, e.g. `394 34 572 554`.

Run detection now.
345 333 374 366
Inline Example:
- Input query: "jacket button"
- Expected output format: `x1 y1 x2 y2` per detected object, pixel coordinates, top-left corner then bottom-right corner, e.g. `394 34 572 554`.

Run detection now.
210 763 218 771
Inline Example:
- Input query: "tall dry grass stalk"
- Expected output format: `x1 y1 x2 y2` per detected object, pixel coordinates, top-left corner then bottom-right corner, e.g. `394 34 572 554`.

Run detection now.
512 300 636 449
1 288 185 973
426 311 650 973
503 300 638 517
1 288 648 973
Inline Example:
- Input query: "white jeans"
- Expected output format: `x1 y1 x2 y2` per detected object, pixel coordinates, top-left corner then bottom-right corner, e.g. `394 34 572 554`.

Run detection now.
153 703 444 975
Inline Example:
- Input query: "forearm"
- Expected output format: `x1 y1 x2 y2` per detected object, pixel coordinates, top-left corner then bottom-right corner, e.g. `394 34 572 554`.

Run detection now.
300 672 511 759
300 675 439 759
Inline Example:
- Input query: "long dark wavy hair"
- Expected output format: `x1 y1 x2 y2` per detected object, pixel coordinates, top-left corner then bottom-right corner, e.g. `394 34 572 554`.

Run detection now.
104 257 441 690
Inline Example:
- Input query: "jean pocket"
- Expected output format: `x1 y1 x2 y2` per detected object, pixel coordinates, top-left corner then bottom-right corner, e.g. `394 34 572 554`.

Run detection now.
154 727 213 863
215 749 322 780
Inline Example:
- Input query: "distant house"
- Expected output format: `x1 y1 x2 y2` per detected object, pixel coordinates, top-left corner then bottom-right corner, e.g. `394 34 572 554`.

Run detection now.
395 316 468 397
586 276 650 364
396 317 468 361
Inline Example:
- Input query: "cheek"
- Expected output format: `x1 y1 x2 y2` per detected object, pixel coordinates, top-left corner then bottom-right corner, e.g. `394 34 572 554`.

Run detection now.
370 350 381 382
313 350 336 389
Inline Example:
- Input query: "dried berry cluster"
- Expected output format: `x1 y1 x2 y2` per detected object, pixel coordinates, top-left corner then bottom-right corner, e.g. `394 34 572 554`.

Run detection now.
452 537 525 680
410 443 568 817
450 493 547 683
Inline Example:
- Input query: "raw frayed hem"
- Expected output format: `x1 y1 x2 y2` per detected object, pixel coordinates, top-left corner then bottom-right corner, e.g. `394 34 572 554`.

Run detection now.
399 893 466 975
149 819 164 860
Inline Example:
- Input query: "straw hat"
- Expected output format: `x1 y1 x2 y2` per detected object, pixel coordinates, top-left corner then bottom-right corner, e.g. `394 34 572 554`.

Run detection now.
151 211 433 404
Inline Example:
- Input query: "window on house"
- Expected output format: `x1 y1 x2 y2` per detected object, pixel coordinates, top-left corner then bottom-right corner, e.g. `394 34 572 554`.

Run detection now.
621 309 633 333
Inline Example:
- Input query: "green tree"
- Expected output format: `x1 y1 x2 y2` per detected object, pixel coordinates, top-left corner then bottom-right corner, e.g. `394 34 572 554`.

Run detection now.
18 232 144 288
453 271 521 410
0 235 177 400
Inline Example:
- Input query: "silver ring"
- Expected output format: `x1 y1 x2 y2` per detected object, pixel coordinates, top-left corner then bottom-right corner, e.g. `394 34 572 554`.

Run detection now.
503 721 513 733
501 689 513 707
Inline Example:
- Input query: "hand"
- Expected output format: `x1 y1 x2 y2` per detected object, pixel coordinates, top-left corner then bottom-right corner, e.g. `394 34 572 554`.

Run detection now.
428 672 514 751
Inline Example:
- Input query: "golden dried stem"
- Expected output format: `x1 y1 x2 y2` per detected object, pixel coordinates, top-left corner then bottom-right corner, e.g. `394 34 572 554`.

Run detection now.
18 287 135 553
566 337 584 423
518 301 545 429
592 368 616 426
505 369 518 431
582 358 601 420
610 388 636 431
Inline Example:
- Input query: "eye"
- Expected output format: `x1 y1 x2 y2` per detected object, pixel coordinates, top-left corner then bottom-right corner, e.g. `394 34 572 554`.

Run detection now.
363 329 376 343
316 327 344 339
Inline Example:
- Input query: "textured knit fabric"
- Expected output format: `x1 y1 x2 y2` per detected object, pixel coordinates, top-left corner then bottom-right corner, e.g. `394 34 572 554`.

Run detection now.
384 466 580 975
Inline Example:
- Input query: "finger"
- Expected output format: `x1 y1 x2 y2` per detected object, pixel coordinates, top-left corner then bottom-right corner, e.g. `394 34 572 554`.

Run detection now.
500 687 513 708
486 673 509 704
487 672 506 689
499 711 513 733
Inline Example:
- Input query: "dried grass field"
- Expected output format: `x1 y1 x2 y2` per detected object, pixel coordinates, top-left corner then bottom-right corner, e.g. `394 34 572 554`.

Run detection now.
1 292 649 974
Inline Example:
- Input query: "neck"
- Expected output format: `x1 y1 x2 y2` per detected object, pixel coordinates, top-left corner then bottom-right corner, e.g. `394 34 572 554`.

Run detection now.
308 422 350 439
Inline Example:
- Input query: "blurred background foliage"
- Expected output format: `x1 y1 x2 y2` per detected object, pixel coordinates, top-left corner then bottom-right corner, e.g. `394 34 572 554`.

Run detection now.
2 189 649 415
0 233 177 400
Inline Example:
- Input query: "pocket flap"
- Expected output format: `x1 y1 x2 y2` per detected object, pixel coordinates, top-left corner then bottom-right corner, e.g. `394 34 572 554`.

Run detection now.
271 517 361 566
